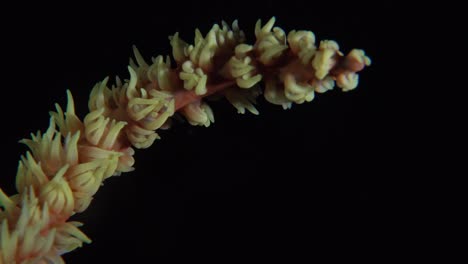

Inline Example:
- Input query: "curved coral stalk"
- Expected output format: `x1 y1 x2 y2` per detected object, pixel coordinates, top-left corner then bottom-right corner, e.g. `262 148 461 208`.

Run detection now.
0 17 370 263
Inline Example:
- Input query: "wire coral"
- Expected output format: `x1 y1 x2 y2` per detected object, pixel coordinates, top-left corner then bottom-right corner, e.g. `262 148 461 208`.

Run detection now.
0 17 370 263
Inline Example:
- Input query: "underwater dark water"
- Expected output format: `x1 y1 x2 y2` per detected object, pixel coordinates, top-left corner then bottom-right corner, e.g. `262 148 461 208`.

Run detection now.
0 1 419 262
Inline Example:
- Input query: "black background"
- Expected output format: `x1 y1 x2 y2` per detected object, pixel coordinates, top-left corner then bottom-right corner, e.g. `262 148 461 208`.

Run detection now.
0 1 421 262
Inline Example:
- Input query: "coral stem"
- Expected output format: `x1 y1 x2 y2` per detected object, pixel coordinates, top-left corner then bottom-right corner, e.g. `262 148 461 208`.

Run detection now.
173 81 236 110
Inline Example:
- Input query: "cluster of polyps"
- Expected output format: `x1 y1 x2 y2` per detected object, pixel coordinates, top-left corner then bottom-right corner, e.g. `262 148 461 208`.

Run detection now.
0 17 370 263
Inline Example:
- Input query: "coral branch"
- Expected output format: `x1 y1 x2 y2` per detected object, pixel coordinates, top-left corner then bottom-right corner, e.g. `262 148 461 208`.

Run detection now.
0 17 370 263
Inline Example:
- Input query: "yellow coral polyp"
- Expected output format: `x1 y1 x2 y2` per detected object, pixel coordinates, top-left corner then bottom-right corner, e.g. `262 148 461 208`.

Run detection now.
254 17 289 66
0 17 371 263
